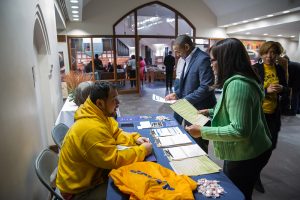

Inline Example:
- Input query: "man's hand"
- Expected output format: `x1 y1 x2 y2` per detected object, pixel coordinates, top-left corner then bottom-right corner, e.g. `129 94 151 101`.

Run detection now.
136 137 150 145
185 124 202 138
141 142 152 156
165 93 177 100
198 109 209 117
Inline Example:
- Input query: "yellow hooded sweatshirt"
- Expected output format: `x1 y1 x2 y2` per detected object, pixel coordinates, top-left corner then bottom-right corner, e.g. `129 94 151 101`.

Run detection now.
56 97 147 194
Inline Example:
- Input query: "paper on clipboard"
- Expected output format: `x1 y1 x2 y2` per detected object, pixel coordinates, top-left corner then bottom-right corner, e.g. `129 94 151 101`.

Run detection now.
170 99 210 126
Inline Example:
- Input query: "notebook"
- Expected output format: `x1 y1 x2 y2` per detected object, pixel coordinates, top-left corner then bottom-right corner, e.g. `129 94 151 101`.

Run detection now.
164 144 207 160
156 134 192 147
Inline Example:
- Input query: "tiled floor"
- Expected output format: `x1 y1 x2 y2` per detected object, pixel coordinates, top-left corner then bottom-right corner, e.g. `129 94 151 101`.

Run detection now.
118 81 300 200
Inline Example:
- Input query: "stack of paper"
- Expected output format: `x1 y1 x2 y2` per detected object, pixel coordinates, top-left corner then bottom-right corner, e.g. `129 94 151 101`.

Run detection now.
164 144 207 160
151 127 183 137
170 99 210 126
156 134 192 147
169 156 221 176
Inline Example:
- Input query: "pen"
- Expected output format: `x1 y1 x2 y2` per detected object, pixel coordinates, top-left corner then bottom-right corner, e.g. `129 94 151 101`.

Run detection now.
165 149 173 158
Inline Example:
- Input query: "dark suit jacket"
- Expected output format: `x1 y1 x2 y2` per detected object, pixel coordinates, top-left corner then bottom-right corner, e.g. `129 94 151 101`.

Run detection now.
164 55 175 72
288 61 300 89
175 48 216 110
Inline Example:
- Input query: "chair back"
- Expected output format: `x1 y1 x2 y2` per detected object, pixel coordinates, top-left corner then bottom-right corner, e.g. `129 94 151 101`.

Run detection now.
35 149 63 200
52 123 69 149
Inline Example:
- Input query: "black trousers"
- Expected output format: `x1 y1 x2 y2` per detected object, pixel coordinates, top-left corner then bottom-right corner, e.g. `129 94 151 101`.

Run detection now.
129 70 136 87
165 70 174 89
223 148 272 200
264 112 281 150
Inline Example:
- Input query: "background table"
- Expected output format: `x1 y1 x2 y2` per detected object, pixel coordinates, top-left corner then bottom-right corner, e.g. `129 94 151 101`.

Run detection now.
55 97 78 127
107 114 245 200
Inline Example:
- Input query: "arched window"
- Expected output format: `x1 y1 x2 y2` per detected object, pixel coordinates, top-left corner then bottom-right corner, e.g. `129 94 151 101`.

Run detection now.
113 1 195 93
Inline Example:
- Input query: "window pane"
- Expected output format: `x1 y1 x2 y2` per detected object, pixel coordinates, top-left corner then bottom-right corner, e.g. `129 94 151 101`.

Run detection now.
137 4 175 36
115 38 136 90
115 13 135 35
70 38 92 72
92 38 114 81
178 16 193 36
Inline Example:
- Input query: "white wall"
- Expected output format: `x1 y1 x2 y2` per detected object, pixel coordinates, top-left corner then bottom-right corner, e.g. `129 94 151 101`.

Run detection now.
62 0 227 38
0 0 62 199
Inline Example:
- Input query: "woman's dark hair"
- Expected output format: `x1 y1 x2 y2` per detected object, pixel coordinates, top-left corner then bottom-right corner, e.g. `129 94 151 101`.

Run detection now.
90 81 116 104
210 38 260 87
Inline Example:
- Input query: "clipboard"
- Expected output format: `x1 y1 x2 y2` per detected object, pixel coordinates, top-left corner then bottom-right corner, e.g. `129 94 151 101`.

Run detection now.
170 99 210 126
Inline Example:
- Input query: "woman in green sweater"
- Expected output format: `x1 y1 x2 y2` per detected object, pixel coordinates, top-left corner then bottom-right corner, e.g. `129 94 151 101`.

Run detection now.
185 38 272 200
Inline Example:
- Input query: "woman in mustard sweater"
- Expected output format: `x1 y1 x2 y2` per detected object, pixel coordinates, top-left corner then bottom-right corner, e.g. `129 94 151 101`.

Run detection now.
185 38 272 200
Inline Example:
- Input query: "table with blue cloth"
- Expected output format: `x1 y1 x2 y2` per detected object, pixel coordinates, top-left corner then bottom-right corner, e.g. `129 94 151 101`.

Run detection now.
107 114 245 200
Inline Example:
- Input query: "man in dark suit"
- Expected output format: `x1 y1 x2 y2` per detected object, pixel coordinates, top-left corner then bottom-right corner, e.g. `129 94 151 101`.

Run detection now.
165 35 216 153
164 51 175 91
287 59 300 115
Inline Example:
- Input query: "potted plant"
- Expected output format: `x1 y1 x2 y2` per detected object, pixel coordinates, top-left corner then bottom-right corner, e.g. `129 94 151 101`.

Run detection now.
63 71 92 102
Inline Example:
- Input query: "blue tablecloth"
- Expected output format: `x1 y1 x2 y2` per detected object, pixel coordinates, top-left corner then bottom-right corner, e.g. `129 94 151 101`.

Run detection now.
107 114 245 200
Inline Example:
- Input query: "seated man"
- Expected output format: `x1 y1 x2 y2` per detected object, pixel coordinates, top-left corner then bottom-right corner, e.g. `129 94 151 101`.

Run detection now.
56 81 152 200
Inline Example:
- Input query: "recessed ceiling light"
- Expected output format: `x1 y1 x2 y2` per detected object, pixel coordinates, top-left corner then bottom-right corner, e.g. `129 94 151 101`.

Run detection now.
233 23 238 25
246 32 251 35
254 18 260 20
290 35 295 38
267 14 274 17
72 10 79 14
243 20 248 23
283 10 290 14
73 18 79 21
71 6 79 9
73 14 79 17
263 33 268 36
277 34 282 37
70 0 79 3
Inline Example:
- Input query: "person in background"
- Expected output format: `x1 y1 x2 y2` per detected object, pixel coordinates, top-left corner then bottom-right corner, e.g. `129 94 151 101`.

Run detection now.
165 34 216 153
56 81 152 200
107 62 114 72
94 54 104 71
164 51 176 91
84 61 93 73
74 81 94 106
284 56 300 115
186 38 272 200
174 56 185 91
139 56 146 86
252 41 289 193
127 55 136 88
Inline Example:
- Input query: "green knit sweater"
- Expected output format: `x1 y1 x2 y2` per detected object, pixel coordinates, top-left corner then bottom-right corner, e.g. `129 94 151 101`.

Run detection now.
201 75 272 161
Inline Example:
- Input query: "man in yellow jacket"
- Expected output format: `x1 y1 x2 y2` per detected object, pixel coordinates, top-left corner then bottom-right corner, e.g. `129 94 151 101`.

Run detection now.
56 81 152 200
